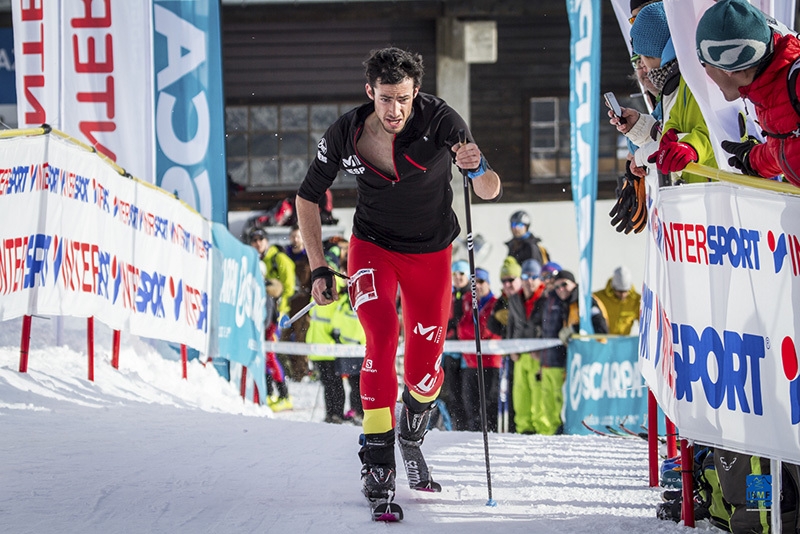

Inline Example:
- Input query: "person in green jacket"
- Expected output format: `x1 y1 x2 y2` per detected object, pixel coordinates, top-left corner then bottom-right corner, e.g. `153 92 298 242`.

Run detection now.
249 227 296 318
614 2 718 185
592 266 642 336
306 268 365 424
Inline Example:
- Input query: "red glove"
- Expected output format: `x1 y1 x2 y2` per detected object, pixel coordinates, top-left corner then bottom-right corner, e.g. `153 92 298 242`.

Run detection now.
647 128 698 174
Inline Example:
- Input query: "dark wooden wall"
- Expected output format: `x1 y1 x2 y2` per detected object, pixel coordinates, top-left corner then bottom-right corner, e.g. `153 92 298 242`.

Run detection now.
221 1 635 208
223 16 438 104
469 5 634 201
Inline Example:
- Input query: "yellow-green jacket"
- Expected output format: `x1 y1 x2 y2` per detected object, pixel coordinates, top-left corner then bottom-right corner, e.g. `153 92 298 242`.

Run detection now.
662 76 717 184
306 292 365 361
592 279 642 336
261 245 296 316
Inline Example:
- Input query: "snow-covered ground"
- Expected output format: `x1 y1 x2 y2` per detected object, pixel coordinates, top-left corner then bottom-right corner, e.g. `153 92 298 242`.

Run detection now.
0 316 714 533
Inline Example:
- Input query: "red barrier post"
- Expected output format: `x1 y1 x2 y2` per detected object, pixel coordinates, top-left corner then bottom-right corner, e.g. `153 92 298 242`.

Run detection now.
666 417 678 459
19 315 32 373
648 389 658 487
87 317 95 382
680 439 695 527
240 366 248 400
181 344 188 380
111 329 121 369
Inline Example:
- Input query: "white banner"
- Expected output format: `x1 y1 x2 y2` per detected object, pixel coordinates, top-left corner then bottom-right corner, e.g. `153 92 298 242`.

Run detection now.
264 338 564 357
0 131 211 353
12 0 154 183
641 182 800 463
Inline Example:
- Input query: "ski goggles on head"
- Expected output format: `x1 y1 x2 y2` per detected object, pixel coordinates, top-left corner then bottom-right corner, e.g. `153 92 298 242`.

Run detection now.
539 271 558 281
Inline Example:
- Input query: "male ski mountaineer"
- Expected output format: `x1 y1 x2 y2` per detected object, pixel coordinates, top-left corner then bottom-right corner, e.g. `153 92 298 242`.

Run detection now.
295 47 502 520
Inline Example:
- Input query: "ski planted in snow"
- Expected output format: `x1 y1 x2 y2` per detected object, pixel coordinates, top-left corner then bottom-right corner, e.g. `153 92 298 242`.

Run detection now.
605 425 639 439
581 419 631 439
398 436 442 492
366 498 404 522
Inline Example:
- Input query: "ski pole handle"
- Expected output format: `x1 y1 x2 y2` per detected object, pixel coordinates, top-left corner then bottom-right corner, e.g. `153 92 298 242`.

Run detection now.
279 300 316 329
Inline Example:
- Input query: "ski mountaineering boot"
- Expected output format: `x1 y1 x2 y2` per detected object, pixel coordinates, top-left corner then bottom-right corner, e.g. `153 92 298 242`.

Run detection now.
396 388 442 492
358 430 403 521
358 430 396 501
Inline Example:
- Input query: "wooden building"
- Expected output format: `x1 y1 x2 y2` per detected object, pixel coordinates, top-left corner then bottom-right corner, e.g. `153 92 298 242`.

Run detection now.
220 0 638 211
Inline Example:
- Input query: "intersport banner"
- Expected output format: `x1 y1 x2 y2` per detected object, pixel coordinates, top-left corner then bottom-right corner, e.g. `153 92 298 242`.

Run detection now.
11 0 228 224
0 131 212 354
640 182 800 463
11 1 154 183
566 0 600 334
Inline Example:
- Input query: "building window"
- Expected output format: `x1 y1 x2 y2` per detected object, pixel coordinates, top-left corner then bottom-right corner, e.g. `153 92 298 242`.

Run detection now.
529 96 633 183
529 97 570 181
226 102 361 190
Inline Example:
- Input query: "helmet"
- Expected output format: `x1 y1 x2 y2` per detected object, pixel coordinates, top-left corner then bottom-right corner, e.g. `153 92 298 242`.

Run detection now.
247 227 267 242
510 210 531 227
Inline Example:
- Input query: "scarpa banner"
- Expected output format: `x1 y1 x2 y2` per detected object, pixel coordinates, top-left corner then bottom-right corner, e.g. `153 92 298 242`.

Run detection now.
11 1 155 182
211 222 266 402
564 337 659 435
567 0 600 334
641 182 800 463
0 131 212 354
153 0 228 224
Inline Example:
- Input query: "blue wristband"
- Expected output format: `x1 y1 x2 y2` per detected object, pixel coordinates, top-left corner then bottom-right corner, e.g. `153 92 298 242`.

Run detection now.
467 156 487 180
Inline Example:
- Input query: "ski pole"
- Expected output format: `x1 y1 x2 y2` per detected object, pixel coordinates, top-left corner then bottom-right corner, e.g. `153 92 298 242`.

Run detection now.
280 269 344 330
279 300 316 329
458 129 496 507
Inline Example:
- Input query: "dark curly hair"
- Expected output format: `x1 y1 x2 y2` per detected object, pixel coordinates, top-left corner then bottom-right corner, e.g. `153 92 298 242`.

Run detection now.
363 47 424 89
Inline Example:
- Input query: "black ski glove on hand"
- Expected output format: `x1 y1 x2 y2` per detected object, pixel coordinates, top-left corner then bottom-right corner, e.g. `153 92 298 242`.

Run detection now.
609 161 647 234
311 266 334 300
721 139 759 176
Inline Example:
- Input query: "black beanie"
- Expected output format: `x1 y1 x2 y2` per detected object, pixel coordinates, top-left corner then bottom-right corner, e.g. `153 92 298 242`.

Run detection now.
630 0 657 14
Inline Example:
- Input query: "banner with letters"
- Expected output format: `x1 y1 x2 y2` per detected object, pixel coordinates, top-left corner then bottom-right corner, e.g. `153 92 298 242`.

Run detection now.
0 131 212 354
12 1 155 183
641 182 800 463
11 0 228 224
211 222 266 401
153 0 228 224
567 0 600 334
564 337 658 435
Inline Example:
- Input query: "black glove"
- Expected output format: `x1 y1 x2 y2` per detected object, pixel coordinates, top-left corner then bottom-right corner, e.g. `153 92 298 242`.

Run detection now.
609 161 647 234
721 139 759 177
311 266 334 300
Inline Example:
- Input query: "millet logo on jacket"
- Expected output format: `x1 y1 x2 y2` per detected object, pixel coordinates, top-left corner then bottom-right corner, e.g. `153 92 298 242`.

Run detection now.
342 155 365 175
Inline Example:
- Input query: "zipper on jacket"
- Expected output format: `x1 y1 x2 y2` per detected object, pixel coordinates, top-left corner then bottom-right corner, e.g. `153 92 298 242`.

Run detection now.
404 153 427 171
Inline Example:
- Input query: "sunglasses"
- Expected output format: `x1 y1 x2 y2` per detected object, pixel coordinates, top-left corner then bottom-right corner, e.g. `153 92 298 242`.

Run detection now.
554 282 570 290
501 278 516 284
476 279 489 284
628 15 636 24
520 273 538 281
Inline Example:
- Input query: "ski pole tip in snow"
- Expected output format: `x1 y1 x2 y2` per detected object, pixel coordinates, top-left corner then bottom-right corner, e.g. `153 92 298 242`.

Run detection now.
486 499 497 507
